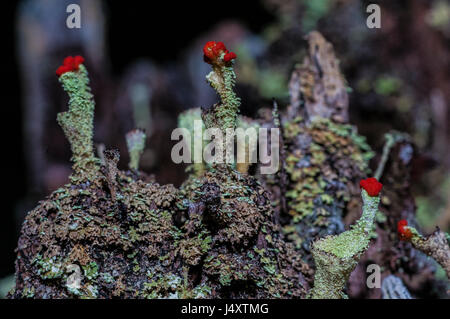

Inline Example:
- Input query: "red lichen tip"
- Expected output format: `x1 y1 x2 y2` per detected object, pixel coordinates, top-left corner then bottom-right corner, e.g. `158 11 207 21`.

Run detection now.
203 41 236 64
224 51 237 62
397 219 413 241
203 41 217 60
56 55 85 77
359 177 383 197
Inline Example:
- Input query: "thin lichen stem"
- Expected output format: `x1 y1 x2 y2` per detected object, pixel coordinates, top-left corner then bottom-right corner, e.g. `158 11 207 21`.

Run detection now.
374 131 409 180
57 65 99 181
357 190 380 233
206 64 241 131
203 46 241 169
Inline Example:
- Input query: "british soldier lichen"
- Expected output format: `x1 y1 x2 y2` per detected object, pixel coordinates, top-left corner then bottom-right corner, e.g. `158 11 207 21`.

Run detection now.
397 219 450 278
11 46 314 299
202 41 240 165
310 178 382 299
397 219 413 241
56 56 99 181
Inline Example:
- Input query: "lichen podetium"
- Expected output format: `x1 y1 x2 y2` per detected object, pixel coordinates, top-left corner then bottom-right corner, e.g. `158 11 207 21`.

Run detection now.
397 219 450 278
310 179 382 299
126 129 147 171
56 57 100 182
201 41 240 168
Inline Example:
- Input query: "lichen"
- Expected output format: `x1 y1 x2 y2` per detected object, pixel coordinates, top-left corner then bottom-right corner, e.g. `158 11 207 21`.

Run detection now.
310 189 380 299
126 129 147 171
57 65 100 182
280 116 374 254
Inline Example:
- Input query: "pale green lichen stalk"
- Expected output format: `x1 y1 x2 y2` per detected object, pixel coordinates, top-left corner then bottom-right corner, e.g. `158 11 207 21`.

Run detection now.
310 189 380 299
202 43 241 168
57 65 99 181
126 129 147 171
205 63 241 131
177 108 206 176
374 130 410 180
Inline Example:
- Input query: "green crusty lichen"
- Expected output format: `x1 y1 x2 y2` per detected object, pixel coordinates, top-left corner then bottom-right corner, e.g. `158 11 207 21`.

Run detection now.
57 65 100 181
176 155 309 298
172 50 309 297
310 190 380 299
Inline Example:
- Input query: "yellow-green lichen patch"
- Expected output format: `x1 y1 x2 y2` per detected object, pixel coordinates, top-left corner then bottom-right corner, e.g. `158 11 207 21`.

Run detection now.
314 230 369 259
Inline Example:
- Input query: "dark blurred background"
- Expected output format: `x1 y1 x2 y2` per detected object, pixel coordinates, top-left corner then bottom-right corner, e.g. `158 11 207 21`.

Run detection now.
1 0 450 295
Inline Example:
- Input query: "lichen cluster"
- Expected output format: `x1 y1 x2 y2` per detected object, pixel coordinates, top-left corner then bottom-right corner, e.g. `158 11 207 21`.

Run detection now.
177 165 309 297
10 50 309 299
11 32 436 300
258 31 375 268
12 173 181 298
